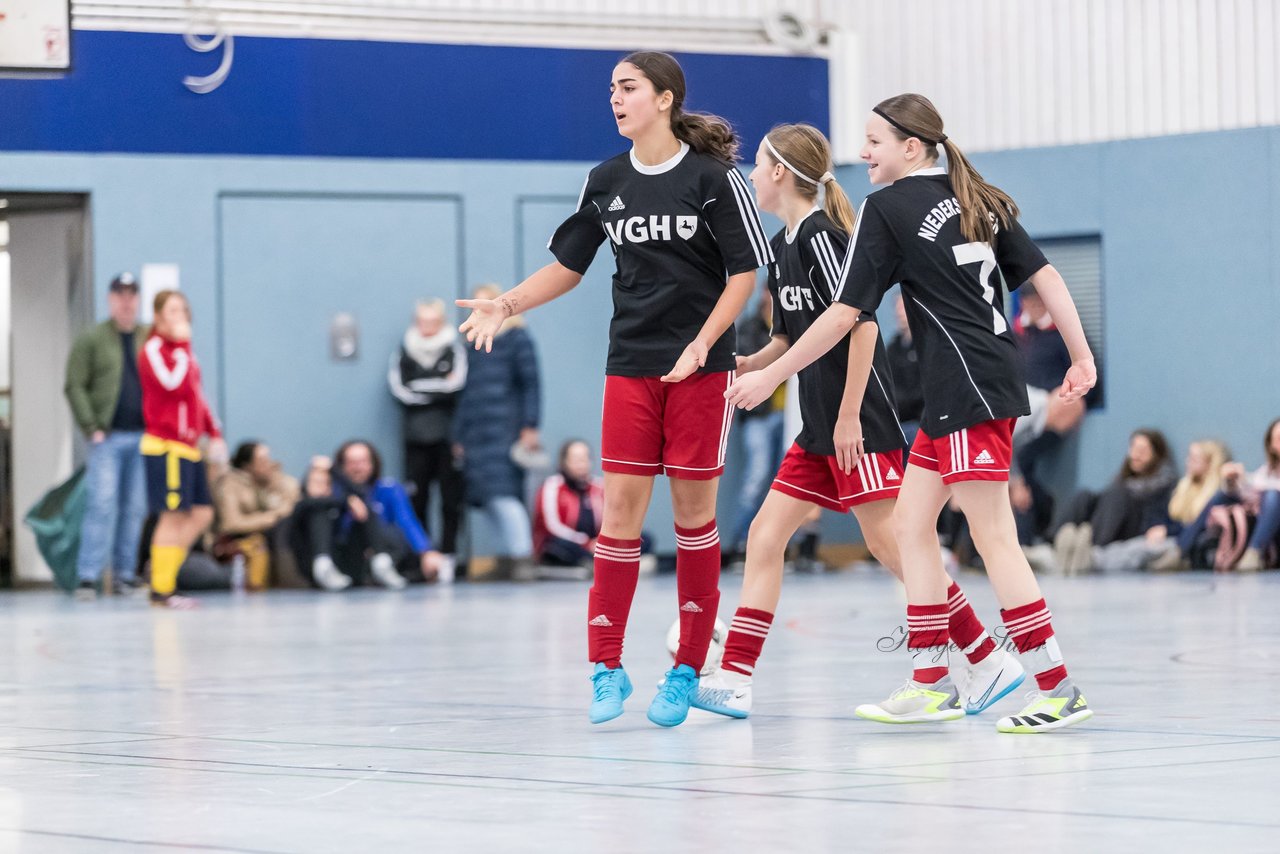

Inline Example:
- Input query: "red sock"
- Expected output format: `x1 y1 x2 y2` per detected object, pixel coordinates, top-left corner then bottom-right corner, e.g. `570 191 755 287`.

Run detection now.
947 582 996 665
720 607 774 676
674 520 722 673
587 535 641 668
907 603 950 683
1001 598 1068 691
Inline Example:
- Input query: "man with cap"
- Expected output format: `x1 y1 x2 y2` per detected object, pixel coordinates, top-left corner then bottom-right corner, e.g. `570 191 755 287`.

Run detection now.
64 273 151 598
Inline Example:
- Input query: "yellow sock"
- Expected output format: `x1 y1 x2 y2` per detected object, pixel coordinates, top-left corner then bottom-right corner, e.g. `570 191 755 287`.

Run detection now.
150 545 186 597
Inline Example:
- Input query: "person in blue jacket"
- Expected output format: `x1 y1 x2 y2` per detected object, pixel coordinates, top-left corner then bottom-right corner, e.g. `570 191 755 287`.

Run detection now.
329 439 443 589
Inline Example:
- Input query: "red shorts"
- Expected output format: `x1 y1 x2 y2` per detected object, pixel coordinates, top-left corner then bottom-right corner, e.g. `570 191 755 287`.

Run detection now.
600 371 734 481
909 419 1016 484
770 442 902 512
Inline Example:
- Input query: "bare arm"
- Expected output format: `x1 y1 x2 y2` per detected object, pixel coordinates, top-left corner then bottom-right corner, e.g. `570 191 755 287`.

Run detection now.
737 335 790 374
833 320 878 474
457 261 582 352
1027 265 1096 400
725 302 862 410
662 271 757 382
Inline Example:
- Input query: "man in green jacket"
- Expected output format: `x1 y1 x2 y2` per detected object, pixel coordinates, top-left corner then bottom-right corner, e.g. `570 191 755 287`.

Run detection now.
64 273 151 598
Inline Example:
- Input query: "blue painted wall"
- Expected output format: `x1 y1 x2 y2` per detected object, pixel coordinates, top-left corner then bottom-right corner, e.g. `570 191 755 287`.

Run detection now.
0 32 828 162
2 32 1275 548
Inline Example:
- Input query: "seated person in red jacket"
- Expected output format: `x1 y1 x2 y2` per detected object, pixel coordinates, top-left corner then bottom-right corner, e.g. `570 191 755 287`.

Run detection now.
534 439 653 570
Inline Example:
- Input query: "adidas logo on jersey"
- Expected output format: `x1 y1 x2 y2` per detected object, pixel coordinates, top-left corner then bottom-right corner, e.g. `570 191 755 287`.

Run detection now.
885 468 900 481
973 449 996 465
589 614 613 627
608 196 625 211
680 601 703 613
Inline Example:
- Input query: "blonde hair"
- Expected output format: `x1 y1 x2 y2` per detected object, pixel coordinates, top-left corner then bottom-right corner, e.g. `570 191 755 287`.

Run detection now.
416 298 446 317
473 283 525 330
874 93 1018 244
762 123 856 234
1168 439 1230 524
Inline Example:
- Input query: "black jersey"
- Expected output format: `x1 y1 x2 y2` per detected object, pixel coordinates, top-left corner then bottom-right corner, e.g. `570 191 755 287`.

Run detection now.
835 168 1049 437
548 143 773 377
768 209 905 456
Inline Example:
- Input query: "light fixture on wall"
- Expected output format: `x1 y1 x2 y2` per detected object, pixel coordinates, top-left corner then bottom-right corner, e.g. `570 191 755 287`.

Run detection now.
0 199 9 209
763 9 822 53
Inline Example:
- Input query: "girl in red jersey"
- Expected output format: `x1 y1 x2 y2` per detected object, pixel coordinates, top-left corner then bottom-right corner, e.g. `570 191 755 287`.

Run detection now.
693 124 1021 720
728 95 1097 732
459 51 772 727
139 290 225 609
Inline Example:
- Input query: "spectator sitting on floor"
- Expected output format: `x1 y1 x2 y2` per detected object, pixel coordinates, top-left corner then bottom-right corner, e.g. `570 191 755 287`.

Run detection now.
1178 419 1280 571
533 439 654 574
1053 428 1176 574
1091 438 1229 572
327 440 443 589
212 441 300 589
289 456 351 590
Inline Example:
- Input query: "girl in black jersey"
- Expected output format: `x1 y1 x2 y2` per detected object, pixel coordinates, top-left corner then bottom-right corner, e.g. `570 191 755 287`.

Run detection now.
727 95 1097 733
459 52 772 728
693 125 1018 720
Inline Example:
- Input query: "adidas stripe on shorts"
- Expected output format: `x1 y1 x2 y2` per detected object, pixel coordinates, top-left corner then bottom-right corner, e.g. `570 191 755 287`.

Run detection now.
908 418 1016 484
770 442 902 512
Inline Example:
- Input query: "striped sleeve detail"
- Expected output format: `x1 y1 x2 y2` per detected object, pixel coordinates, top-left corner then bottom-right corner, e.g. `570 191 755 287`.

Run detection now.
832 199 868 303
808 231 844 299
724 168 774 266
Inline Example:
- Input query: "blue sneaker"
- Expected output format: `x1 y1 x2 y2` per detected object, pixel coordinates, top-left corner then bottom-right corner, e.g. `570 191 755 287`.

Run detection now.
589 663 633 724
647 664 699 727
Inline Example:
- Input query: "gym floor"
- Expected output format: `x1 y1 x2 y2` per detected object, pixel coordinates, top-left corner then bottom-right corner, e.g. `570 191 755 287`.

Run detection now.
1 569 1273 852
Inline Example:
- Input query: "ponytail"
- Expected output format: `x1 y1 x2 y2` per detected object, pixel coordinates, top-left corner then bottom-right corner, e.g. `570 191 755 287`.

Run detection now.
672 110 740 162
762 123 855 234
940 138 1018 244
622 50 742 162
822 178 856 234
874 93 1019 244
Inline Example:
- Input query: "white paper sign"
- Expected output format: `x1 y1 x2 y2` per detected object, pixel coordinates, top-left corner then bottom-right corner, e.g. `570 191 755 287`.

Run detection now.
0 0 71 70
140 263 180 323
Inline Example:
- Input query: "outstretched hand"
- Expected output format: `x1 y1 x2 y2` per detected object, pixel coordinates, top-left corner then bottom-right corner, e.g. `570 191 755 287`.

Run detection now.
1059 358 1097 402
456 298 506 353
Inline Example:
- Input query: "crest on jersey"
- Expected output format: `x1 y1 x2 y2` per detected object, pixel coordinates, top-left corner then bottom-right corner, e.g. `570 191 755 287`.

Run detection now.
676 216 698 239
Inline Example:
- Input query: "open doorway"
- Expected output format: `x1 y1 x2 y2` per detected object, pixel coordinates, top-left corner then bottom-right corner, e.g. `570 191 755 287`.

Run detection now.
0 192 92 586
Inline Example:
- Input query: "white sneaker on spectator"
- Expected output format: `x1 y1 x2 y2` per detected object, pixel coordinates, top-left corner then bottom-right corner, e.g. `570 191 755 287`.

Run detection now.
1023 543 1061 574
370 553 408 590
312 555 352 591
637 554 658 576
437 553 456 584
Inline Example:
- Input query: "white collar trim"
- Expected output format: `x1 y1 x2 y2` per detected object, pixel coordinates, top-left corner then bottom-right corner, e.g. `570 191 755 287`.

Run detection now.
785 206 822 244
630 141 690 175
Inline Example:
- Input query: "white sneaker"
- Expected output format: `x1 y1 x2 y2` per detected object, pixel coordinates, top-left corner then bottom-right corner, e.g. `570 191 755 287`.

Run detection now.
437 554 456 584
312 555 352 591
690 669 752 718
637 553 658 576
855 676 965 724
955 648 1026 714
370 553 408 590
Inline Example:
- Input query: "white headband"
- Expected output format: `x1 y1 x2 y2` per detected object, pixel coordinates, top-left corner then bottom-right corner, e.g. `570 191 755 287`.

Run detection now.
764 135 834 186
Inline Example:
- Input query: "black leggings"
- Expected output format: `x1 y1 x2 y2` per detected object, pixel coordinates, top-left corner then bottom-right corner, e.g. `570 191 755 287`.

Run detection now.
404 441 464 554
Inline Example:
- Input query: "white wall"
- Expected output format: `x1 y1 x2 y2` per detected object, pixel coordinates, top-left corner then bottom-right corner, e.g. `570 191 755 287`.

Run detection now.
8 209 83 583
